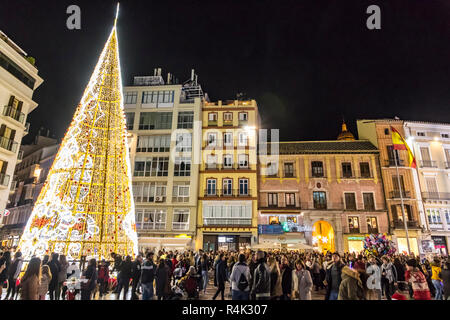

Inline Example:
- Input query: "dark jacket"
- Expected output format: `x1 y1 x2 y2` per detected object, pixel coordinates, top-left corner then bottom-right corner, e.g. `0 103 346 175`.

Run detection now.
119 260 133 281
440 269 450 299
325 261 343 298
47 259 61 289
215 259 227 286
251 260 271 299
281 264 293 295
141 259 156 284
394 262 405 282
82 265 98 292
155 264 170 296
0 254 11 283
131 260 142 280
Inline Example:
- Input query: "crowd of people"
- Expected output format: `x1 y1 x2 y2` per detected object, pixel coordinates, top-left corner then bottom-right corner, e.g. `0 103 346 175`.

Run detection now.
0 246 449 300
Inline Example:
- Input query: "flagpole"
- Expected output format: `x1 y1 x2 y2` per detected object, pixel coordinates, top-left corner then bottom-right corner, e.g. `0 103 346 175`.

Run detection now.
394 152 411 255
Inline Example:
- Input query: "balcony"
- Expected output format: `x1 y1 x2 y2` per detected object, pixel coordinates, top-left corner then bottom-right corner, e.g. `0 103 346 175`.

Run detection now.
348 228 360 234
444 162 450 169
389 190 411 199
238 119 248 127
420 160 438 168
393 220 419 229
208 120 217 126
203 218 252 226
283 171 296 178
204 189 251 197
422 192 450 201
17 150 23 160
367 227 379 234
2 106 25 124
204 163 250 171
386 159 405 167
25 122 30 133
223 120 233 126
0 136 17 153
172 222 189 231
0 173 10 187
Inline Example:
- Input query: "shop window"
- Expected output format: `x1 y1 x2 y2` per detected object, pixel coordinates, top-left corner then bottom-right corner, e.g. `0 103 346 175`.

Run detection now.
269 216 280 225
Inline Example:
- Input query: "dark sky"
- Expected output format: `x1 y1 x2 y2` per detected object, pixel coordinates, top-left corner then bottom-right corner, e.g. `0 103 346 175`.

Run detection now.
1 0 449 143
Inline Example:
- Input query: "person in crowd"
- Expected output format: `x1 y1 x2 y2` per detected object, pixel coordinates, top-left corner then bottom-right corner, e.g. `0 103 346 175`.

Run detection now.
310 256 321 291
20 257 41 300
116 255 132 300
380 255 397 300
230 253 251 300
268 256 282 300
366 255 382 300
111 253 123 294
47 252 61 300
292 259 313 300
57 255 69 300
66 261 81 297
131 254 143 300
325 252 343 300
212 253 227 300
280 256 293 300
393 257 406 291
155 258 170 300
405 258 431 300
338 265 364 300
200 253 209 295
97 259 110 299
251 250 271 301
0 251 11 298
80 258 97 300
141 252 156 300
431 257 443 300
180 266 199 299
440 260 450 300
422 258 435 297
38 264 52 300
42 255 49 266
4 251 23 300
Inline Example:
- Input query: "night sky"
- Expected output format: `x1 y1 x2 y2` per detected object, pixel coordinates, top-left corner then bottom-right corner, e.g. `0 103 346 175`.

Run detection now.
1 0 449 143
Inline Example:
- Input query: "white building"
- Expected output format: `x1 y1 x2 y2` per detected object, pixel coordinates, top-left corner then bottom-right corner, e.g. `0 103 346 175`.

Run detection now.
0 30 43 227
404 121 450 256
123 69 203 252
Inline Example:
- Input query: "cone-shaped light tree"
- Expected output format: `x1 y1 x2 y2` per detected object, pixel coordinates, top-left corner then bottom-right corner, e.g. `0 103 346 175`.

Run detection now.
18 5 138 261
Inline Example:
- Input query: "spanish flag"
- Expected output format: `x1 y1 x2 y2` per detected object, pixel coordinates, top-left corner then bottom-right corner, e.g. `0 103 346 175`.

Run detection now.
391 126 417 168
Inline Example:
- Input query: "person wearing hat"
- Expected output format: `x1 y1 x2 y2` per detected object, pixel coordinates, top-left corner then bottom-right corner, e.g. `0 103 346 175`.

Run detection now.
405 259 431 300
338 265 364 300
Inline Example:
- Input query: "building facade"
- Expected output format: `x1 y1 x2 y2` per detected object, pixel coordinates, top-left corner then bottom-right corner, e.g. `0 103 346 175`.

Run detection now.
404 121 450 256
357 119 425 255
195 99 259 251
124 70 202 252
0 31 43 225
0 133 58 246
258 128 388 254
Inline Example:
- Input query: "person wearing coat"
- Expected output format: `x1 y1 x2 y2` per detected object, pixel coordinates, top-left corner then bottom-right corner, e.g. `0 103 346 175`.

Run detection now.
280 256 292 300
57 255 69 300
405 259 431 300
292 259 313 300
0 251 11 298
4 251 23 300
268 256 282 300
212 253 227 300
155 259 170 300
338 266 364 300
80 259 97 300
116 255 133 300
20 257 41 300
230 254 251 300
46 252 61 300
380 256 397 300
38 265 52 300
439 260 450 300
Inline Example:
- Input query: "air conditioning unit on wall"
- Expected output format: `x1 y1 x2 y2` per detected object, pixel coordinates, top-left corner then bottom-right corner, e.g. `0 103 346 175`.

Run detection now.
155 196 164 202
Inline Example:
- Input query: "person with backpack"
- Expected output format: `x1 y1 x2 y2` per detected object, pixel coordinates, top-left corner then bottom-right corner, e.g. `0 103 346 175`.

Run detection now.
251 250 271 300
212 253 227 300
4 251 23 300
141 252 156 300
230 253 251 300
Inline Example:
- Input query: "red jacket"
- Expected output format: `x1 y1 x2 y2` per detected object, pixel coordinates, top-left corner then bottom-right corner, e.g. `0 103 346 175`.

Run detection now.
405 269 431 300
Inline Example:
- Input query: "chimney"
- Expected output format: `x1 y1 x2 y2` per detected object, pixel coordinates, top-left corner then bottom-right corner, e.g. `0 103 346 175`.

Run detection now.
167 73 171 84
157 68 162 76
191 69 195 81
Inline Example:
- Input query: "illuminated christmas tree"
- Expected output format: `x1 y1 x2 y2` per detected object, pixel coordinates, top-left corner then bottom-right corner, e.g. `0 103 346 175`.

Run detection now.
18 5 138 261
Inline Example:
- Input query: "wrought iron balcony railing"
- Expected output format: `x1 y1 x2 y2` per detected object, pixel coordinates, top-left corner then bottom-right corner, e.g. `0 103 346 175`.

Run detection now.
2 106 25 124
389 190 411 199
422 192 450 201
0 136 17 153
420 160 438 168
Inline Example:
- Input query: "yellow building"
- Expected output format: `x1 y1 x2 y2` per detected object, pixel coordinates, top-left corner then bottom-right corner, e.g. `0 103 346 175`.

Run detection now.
195 99 259 251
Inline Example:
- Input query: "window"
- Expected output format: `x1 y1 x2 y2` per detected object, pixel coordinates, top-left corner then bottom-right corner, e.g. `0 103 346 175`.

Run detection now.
342 162 352 178
174 157 191 176
223 179 233 196
206 179 217 195
223 154 233 169
173 209 190 230
391 175 406 197
363 193 375 211
133 157 169 176
384 128 389 135
268 193 278 207
124 91 137 104
223 112 233 124
417 132 425 137
239 112 248 122
425 177 438 196
285 193 295 206
139 112 172 130
136 135 170 152
391 204 414 222
238 132 248 146
311 161 324 177
0 52 36 89
445 210 450 224
238 154 249 168
135 208 166 230
206 155 217 169
387 146 401 165
348 217 360 232
367 217 378 233
132 182 167 202
207 132 217 146
344 193 356 210
125 112 135 130
223 132 233 146
427 209 442 225
313 191 327 209
177 111 194 129
239 179 249 195
203 203 252 226
442 133 449 139
360 162 371 178
208 113 218 125
172 183 190 202
142 90 174 106
176 133 192 152
284 163 294 177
